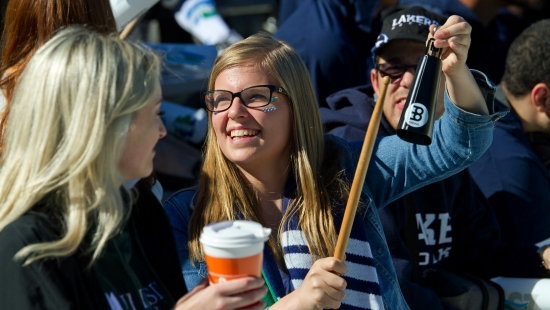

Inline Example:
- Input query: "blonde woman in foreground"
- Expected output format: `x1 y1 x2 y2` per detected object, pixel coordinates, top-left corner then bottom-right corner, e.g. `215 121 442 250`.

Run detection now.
0 27 266 310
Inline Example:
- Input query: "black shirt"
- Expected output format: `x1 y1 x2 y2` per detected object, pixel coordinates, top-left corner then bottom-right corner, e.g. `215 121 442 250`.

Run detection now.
0 180 187 309
0 212 109 309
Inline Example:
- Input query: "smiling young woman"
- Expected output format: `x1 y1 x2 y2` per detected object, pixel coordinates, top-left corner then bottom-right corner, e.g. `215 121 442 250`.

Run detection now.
164 25 505 310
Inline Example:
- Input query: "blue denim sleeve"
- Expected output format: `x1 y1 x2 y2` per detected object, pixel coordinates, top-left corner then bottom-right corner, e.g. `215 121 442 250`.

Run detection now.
163 188 208 291
351 70 508 209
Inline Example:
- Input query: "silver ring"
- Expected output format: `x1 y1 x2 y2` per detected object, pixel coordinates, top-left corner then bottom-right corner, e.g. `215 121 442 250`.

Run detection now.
433 25 440 33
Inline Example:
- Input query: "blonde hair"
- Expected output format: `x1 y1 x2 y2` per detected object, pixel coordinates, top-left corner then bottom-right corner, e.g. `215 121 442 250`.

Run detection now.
189 32 348 265
0 26 161 264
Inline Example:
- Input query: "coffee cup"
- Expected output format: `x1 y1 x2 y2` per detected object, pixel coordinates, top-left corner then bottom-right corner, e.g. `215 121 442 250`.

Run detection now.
199 220 271 284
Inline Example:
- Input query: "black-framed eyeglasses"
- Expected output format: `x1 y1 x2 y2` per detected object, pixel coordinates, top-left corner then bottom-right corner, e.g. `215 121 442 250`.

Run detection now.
202 85 288 113
375 63 419 82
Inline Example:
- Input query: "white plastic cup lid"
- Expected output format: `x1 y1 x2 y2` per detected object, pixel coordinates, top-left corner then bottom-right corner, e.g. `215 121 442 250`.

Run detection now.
199 220 271 249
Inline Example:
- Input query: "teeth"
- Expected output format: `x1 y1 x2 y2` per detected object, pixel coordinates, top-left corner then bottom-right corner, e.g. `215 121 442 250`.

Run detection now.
230 129 259 138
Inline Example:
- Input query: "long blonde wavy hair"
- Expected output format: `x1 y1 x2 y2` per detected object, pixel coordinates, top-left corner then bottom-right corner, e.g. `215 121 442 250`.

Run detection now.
189 32 349 265
0 26 161 265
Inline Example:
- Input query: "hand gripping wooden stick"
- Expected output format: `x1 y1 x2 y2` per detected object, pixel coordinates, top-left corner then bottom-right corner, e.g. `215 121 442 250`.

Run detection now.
333 76 391 260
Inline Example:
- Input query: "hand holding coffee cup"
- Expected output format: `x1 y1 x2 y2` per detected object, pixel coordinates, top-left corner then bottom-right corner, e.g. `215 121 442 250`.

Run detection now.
199 220 271 284
173 277 267 310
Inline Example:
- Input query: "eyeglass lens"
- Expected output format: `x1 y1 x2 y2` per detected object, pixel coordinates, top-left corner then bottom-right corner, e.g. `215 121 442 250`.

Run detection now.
204 86 275 112
377 63 418 81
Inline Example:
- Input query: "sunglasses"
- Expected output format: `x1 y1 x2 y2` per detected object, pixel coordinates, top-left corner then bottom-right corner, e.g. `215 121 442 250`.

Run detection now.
375 63 419 82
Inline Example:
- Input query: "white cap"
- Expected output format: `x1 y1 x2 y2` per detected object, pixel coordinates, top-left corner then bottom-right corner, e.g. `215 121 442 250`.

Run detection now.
200 221 271 258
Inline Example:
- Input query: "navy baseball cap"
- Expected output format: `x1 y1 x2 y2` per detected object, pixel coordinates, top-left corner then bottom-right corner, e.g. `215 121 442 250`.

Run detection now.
371 6 447 55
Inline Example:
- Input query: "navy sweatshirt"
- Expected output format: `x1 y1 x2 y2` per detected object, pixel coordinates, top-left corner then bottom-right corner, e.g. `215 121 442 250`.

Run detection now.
275 0 381 105
468 89 550 245
320 84 548 309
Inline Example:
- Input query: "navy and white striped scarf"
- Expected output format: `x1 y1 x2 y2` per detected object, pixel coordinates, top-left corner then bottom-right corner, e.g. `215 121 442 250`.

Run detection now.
262 194 384 310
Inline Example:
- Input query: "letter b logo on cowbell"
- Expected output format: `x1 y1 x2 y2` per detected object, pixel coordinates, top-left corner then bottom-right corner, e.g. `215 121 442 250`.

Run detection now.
404 103 428 127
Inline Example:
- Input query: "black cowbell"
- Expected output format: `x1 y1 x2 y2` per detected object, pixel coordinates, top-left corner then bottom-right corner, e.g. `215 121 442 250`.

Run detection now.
396 38 442 145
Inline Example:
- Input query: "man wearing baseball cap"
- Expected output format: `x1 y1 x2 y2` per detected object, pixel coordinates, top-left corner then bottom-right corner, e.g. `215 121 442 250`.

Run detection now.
321 6 549 309
369 5 448 131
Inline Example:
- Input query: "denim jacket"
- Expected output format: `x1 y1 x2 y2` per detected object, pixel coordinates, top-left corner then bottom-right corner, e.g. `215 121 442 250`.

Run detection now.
164 73 505 310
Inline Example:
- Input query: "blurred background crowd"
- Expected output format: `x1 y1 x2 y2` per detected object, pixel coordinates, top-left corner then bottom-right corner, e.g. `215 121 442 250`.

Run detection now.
41 0 548 194
2 0 550 210
2 1 550 309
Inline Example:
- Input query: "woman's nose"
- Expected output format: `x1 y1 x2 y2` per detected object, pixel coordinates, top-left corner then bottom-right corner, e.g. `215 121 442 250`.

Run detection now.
159 119 167 139
227 97 248 119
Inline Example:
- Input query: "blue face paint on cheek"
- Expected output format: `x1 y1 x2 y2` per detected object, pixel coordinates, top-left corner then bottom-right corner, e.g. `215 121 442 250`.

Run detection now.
262 96 279 113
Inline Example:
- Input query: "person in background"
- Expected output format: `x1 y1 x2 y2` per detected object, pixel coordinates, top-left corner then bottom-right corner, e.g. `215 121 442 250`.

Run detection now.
0 0 115 145
468 19 550 250
0 0 8 42
0 27 266 309
320 6 550 309
164 12 504 308
274 0 397 106
397 0 544 84
173 0 242 51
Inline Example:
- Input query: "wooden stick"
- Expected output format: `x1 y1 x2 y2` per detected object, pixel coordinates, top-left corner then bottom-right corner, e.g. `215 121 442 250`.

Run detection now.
334 76 391 260
119 14 145 40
